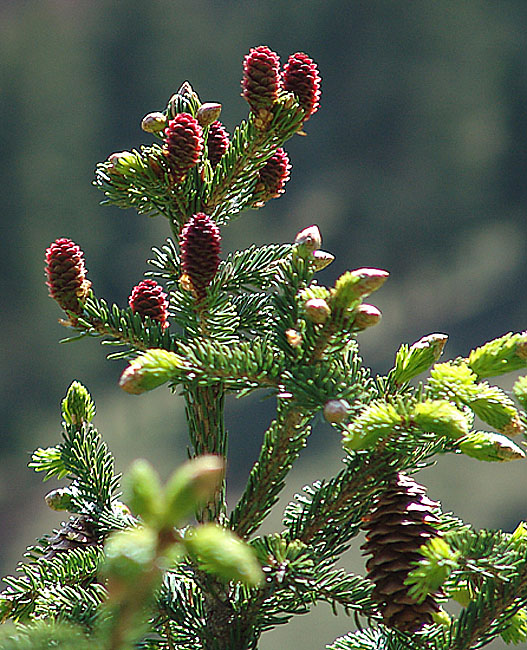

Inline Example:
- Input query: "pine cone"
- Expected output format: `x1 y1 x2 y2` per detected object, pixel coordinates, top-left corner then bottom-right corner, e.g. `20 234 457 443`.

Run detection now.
253 148 291 204
207 120 230 168
163 113 204 183
361 473 441 633
282 52 321 121
242 45 281 113
43 515 100 561
129 279 169 329
45 238 91 315
180 213 221 300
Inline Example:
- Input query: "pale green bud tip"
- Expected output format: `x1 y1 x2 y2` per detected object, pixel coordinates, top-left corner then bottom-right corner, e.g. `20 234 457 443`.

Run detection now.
459 431 525 462
196 102 222 127
180 455 225 503
352 303 382 330
311 250 335 271
323 399 350 424
184 524 263 586
108 151 136 169
124 459 163 521
412 399 469 439
45 488 74 511
305 298 331 324
141 112 167 133
348 268 389 297
103 527 157 587
61 380 95 424
119 349 183 394
294 225 322 253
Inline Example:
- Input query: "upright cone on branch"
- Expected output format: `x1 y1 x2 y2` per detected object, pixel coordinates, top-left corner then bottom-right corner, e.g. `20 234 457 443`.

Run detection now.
45 238 92 316
206 120 230 168
242 45 281 113
180 213 221 300
253 148 291 205
163 113 204 183
128 279 169 330
282 52 321 121
361 473 441 633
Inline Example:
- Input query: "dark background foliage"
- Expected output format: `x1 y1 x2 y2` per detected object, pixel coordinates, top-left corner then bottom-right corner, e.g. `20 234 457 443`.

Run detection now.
1 2 527 647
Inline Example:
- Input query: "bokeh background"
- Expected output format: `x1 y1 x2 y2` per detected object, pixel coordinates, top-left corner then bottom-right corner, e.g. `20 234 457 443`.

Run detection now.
2 1 527 647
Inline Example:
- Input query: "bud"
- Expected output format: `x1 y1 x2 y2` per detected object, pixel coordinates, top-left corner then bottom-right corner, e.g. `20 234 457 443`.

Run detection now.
352 304 382 330
282 51 321 121
294 225 322 255
128 279 169 330
45 487 75 512
179 213 221 300
253 148 291 204
61 381 96 425
242 45 281 113
141 111 167 133
163 113 204 183
468 331 527 378
45 238 92 315
108 150 137 171
332 268 388 312
469 384 523 436
123 459 164 524
184 524 263 586
412 399 469 439
286 328 303 348
206 120 230 168
305 298 331 324
311 250 335 271
459 431 525 462
196 102 222 127
323 399 350 424
119 348 184 395
164 455 225 526
342 400 401 450
103 527 158 592
393 333 448 385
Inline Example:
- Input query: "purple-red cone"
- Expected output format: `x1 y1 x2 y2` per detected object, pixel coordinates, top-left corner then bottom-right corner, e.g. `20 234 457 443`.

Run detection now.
254 148 291 203
180 213 221 300
45 238 91 314
163 113 204 183
242 45 281 112
207 120 230 168
128 279 169 330
282 52 321 120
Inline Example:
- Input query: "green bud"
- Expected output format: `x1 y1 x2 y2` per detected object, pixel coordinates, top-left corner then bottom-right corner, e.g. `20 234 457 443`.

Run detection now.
393 334 448 385
412 399 469 439
513 375 527 411
123 459 164 524
323 399 350 424
141 111 167 133
103 527 158 587
468 331 527 379
431 608 452 628
468 383 523 436
458 431 525 462
119 349 184 394
108 151 138 171
184 524 263 586
61 381 95 425
352 303 382 330
294 225 322 256
163 455 225 526
342 400 401 450
332 268 388 311
304 298 331 324
311 250 335 271
44 487 75 511
406 537 459 604
427 361 477 403
196 102 222 127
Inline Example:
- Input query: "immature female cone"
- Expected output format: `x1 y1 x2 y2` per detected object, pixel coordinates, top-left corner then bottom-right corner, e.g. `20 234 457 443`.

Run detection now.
207 120 230 168
282 52 321 122
180 213 221 300
163 113 204 183
43 515 100 560
253 148 291 205
45 238 91 316
361 473 442 632
242 45 281 114
128 279 169 330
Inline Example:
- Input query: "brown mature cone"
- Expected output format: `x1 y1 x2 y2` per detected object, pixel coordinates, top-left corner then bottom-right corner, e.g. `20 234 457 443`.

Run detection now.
361 473 441 633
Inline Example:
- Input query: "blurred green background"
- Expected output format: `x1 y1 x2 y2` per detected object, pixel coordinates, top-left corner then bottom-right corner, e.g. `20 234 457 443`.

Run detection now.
1 1 527 647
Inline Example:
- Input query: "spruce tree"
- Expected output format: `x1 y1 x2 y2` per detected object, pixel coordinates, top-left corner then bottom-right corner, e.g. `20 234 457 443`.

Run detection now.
2 45 527 650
